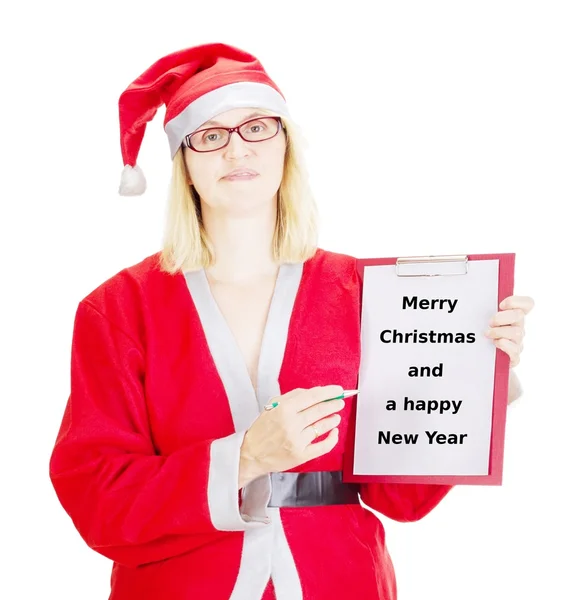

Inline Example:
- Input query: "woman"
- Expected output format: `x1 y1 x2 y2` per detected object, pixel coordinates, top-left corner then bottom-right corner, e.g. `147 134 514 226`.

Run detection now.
49 42 534 599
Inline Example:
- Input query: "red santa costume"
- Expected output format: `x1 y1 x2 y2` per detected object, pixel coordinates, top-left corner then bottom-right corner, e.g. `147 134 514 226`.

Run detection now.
49 43 453 599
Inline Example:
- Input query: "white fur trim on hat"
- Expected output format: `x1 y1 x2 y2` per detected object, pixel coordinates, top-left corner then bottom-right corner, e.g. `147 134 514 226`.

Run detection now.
119 164 147 196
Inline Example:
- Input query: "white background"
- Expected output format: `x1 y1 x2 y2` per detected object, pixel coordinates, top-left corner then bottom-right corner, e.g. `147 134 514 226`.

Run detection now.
1 1 573 599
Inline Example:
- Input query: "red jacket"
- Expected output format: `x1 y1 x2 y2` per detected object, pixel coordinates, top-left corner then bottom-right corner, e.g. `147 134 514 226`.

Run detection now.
49 247 452 599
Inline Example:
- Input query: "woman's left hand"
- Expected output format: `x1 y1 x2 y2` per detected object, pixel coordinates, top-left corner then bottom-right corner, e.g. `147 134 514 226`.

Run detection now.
484 295 535 368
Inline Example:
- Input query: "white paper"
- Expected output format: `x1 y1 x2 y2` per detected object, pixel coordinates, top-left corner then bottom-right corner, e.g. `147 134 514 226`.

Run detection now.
353 259 499 476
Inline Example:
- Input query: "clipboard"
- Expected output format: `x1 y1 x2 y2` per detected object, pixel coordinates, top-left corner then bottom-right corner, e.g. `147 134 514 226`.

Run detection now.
343 252 515 486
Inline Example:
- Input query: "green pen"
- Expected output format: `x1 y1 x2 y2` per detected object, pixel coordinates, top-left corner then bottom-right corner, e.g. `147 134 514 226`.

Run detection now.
322 389 360 402
263 389 359 411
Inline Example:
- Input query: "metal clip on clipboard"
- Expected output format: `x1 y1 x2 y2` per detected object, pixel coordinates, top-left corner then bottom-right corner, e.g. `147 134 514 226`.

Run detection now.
395 254 469 277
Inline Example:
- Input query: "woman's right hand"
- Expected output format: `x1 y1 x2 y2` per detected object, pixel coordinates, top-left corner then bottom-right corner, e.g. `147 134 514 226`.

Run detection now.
238 385 346 488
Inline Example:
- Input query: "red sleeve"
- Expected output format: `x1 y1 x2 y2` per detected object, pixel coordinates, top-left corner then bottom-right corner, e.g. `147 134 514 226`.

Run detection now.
359 482 453 522
49 301 271 568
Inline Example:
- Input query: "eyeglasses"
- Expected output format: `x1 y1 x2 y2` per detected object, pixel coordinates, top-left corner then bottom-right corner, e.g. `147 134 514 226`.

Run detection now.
183 116 284 153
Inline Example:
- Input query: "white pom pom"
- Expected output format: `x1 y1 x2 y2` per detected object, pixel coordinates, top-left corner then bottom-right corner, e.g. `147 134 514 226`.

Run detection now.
119 164 147 196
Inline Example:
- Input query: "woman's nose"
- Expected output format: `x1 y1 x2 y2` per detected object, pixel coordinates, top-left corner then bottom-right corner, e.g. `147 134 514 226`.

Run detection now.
224 130 251 158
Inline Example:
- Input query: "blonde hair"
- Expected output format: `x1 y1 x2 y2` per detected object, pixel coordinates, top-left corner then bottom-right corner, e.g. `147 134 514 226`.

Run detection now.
158 108 319 274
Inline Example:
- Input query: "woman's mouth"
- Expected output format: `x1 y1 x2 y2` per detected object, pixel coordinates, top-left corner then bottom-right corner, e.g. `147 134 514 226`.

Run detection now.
222 168 259 181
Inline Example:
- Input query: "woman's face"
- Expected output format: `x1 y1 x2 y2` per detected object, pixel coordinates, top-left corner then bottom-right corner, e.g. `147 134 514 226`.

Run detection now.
183 107 286 215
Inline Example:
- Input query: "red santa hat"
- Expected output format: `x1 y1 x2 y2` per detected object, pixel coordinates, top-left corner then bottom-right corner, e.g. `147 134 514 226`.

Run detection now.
117 42 290 196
